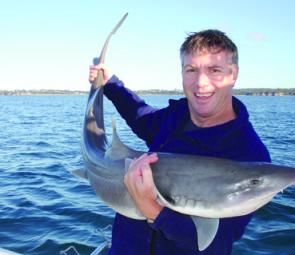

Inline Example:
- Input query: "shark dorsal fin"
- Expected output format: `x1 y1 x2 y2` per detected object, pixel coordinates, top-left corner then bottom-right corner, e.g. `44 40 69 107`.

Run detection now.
104 118 135 160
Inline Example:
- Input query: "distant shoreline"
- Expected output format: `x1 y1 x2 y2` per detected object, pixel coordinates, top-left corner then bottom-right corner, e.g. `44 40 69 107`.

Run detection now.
1 88 295 96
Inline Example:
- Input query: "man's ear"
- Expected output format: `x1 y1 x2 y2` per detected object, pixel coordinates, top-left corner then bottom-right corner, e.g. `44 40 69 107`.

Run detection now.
230 64 239 86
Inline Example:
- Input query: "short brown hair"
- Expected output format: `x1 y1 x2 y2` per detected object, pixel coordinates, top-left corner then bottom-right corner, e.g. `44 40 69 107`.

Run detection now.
180 29 238 65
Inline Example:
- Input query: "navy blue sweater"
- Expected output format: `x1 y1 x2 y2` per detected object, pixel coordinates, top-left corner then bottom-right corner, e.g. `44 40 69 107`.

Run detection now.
103 75 271 255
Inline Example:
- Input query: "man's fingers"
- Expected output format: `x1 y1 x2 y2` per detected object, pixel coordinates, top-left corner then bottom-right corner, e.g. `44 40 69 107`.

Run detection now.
89 63 112 84
131 153 158 166
147 153 158 164
89 63 105 70
141 163 155 187
125 153 159 196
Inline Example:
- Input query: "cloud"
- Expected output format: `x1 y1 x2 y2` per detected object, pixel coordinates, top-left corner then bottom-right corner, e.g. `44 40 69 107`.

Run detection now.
249 32 267 42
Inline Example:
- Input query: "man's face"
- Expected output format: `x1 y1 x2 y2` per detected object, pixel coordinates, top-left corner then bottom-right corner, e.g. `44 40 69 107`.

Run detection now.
182 50 238 126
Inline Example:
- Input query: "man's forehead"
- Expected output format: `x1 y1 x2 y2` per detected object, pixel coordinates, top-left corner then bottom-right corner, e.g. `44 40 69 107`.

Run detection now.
184 50 233 65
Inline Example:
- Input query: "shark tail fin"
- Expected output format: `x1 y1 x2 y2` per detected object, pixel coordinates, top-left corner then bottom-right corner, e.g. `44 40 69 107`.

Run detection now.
104 117 135 160
71 168 88 180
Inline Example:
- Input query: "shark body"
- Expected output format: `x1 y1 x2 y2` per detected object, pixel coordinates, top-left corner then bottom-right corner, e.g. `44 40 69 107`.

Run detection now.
73 13 295 251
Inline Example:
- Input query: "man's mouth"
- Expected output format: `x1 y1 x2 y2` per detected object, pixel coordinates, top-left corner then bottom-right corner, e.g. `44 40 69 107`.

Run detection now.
194 92 215 99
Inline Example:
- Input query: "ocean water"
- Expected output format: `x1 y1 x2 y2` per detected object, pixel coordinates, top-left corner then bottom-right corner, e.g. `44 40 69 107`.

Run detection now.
0 95 294 255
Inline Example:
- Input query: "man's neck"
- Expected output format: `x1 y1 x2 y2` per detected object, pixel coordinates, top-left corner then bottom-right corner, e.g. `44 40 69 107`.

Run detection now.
190 103 236 128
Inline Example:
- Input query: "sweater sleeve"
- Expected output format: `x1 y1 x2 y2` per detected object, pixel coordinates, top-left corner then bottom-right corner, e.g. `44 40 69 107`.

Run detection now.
103 75 166 145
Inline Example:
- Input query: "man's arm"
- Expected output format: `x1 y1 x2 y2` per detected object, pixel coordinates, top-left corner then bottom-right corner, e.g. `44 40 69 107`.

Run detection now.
89 64 164 144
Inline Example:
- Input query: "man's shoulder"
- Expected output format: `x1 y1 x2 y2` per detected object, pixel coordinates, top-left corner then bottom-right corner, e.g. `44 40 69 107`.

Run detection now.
152 97 188 118
150 97 188 125
168 97 187 106
229 97 271 162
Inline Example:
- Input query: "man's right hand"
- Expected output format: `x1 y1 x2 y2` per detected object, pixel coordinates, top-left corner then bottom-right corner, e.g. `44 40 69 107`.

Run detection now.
89 63 113 86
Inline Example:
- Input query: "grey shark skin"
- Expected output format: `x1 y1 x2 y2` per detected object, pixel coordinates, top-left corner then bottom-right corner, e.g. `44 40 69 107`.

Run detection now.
74 14 295 251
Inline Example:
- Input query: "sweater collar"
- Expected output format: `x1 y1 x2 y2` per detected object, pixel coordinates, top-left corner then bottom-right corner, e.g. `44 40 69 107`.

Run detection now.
179 96 249 130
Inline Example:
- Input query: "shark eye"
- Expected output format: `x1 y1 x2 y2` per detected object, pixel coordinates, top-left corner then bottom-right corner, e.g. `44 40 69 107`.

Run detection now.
250 179 261 185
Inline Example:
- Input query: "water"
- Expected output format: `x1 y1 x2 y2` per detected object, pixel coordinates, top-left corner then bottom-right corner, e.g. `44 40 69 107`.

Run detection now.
0 95 294 255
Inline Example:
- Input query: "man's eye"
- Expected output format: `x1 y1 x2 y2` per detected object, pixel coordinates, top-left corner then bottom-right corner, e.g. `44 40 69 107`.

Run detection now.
211 68 221 73
186 69 196 73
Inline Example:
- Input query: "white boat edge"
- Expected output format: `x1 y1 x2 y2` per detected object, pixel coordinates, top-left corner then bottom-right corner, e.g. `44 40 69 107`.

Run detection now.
0 248 22 255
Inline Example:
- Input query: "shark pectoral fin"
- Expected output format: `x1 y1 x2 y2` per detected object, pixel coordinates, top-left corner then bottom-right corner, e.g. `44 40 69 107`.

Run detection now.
125 158 133 173
71 168 88 180
191 216 219 251
156 190 218 251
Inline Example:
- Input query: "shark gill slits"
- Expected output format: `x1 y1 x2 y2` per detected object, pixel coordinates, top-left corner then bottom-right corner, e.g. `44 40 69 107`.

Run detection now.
174 196 189 207
178 197 187 207
186 199 196 208
169 196 197 208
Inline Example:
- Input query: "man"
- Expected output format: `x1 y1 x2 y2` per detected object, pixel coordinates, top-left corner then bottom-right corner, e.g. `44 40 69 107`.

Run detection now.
89 30 271 255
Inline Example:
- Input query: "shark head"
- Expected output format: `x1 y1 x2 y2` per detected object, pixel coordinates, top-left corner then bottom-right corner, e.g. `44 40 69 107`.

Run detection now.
152 156 295 218
219 162 295 216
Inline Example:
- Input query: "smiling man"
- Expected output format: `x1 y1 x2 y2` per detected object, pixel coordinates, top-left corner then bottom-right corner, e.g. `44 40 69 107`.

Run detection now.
89 29 270 255
181 31 239 128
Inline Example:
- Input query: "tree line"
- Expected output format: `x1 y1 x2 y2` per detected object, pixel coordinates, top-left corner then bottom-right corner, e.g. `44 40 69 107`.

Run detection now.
1 88 295 96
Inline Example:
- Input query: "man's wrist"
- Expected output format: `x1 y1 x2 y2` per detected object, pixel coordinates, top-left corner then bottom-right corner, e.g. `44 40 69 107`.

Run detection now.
145 203 164 222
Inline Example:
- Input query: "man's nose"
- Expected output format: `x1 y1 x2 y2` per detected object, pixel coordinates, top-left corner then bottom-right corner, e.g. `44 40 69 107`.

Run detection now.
195 72 209 88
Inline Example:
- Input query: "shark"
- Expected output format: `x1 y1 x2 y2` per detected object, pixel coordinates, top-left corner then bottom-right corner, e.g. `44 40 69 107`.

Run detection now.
73 13 295 251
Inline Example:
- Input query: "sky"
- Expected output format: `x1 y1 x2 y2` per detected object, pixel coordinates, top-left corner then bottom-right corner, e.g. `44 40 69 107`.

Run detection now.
1 0 295 91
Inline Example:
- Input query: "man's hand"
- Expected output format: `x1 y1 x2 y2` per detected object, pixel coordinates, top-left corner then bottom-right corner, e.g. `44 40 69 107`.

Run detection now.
89 63 113 85
124 153 163 221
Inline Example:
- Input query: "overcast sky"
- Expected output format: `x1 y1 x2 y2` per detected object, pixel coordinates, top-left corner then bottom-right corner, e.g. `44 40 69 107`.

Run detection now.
1 0 294 91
